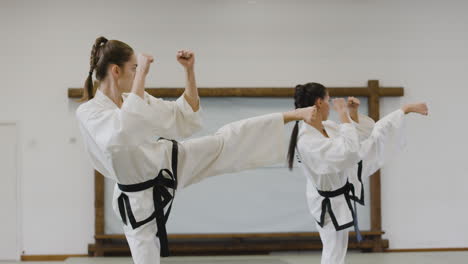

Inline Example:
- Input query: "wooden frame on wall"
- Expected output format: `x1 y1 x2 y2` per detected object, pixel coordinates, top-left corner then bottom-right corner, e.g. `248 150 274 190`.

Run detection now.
68 80 403 256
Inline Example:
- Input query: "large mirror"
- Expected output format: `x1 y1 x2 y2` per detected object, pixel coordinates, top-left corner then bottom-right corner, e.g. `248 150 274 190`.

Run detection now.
104 97 371 234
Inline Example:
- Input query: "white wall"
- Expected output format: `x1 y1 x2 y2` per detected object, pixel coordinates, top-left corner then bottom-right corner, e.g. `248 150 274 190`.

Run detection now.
0 123 20 260
1 0 467 254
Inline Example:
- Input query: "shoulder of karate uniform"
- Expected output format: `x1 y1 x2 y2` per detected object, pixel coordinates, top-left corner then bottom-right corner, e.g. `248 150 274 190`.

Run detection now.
325 120 360 135
76 100 94 122
130 91 167 107
75 99 109 124
358 113 376 123
143 91 156 100
323 119 339 129
121 91 151 104
353 114 376 128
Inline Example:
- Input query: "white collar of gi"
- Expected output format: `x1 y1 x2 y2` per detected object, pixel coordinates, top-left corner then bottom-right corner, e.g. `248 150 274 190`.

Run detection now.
94 89 135 109
300 121 323 135
300 120 337 137
120 91 149 102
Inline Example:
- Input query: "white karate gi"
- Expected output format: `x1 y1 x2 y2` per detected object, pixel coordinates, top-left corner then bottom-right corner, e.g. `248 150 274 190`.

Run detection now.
296 110 406 264
76 89 286 264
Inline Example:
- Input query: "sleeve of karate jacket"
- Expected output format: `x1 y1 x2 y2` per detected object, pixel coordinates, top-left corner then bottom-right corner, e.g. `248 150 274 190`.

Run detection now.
76 92 202 153
350 114 376 142
141 91 203 139
297 123 361 175
359 109 407 178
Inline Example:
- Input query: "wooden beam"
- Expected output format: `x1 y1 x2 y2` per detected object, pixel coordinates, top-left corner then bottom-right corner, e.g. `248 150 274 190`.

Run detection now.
385 248 468 253
328 87 403 97
22 246 468 261
88 238 389 256
68 87 403 99
95 231 385 240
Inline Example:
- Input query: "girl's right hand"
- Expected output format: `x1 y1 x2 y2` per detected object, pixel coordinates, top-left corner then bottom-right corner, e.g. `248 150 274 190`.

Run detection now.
304 106 318 125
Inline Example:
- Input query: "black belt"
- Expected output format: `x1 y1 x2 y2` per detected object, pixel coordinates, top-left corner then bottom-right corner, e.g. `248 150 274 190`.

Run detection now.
316 161 364 242
117 138 178 257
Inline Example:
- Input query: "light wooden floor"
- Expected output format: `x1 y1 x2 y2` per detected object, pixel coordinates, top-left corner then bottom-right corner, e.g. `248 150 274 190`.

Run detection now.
3 251 468 264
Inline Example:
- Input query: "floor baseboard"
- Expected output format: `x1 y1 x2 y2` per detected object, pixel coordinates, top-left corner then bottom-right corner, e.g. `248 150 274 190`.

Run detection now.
21 254 88 261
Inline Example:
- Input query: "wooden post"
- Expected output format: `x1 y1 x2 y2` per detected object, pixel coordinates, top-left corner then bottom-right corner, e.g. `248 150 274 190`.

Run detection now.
94 171 105 256
368 80 384 252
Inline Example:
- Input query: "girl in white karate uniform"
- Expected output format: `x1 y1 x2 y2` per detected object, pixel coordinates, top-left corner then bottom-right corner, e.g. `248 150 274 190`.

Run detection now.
287 83 428 264
76 37 314 264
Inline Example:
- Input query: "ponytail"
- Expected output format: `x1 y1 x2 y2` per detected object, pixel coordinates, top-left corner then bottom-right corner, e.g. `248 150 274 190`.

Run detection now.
82 71 94 101
81 36 108 101
287 121 300 170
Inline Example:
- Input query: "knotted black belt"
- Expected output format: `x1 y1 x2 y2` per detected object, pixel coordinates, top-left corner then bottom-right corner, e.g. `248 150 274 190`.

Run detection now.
117 138 178 257
316 161 364 242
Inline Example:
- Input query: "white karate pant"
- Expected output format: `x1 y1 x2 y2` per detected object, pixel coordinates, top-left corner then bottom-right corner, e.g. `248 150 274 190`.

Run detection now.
316 213 350 264
113 113 286 264
312 110 408 264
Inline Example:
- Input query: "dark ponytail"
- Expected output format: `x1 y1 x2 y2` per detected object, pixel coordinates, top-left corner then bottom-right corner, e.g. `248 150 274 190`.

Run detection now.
287 120 300 170
287 82 327 170
81 36 134 101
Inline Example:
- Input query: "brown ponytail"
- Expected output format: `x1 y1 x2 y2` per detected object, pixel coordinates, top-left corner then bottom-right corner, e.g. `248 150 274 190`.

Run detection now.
81 36 134 101
287 83 327 170
81 36 108 101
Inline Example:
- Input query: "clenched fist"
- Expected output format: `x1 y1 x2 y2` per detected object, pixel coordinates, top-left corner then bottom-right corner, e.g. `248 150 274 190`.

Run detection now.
177 50 195 69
